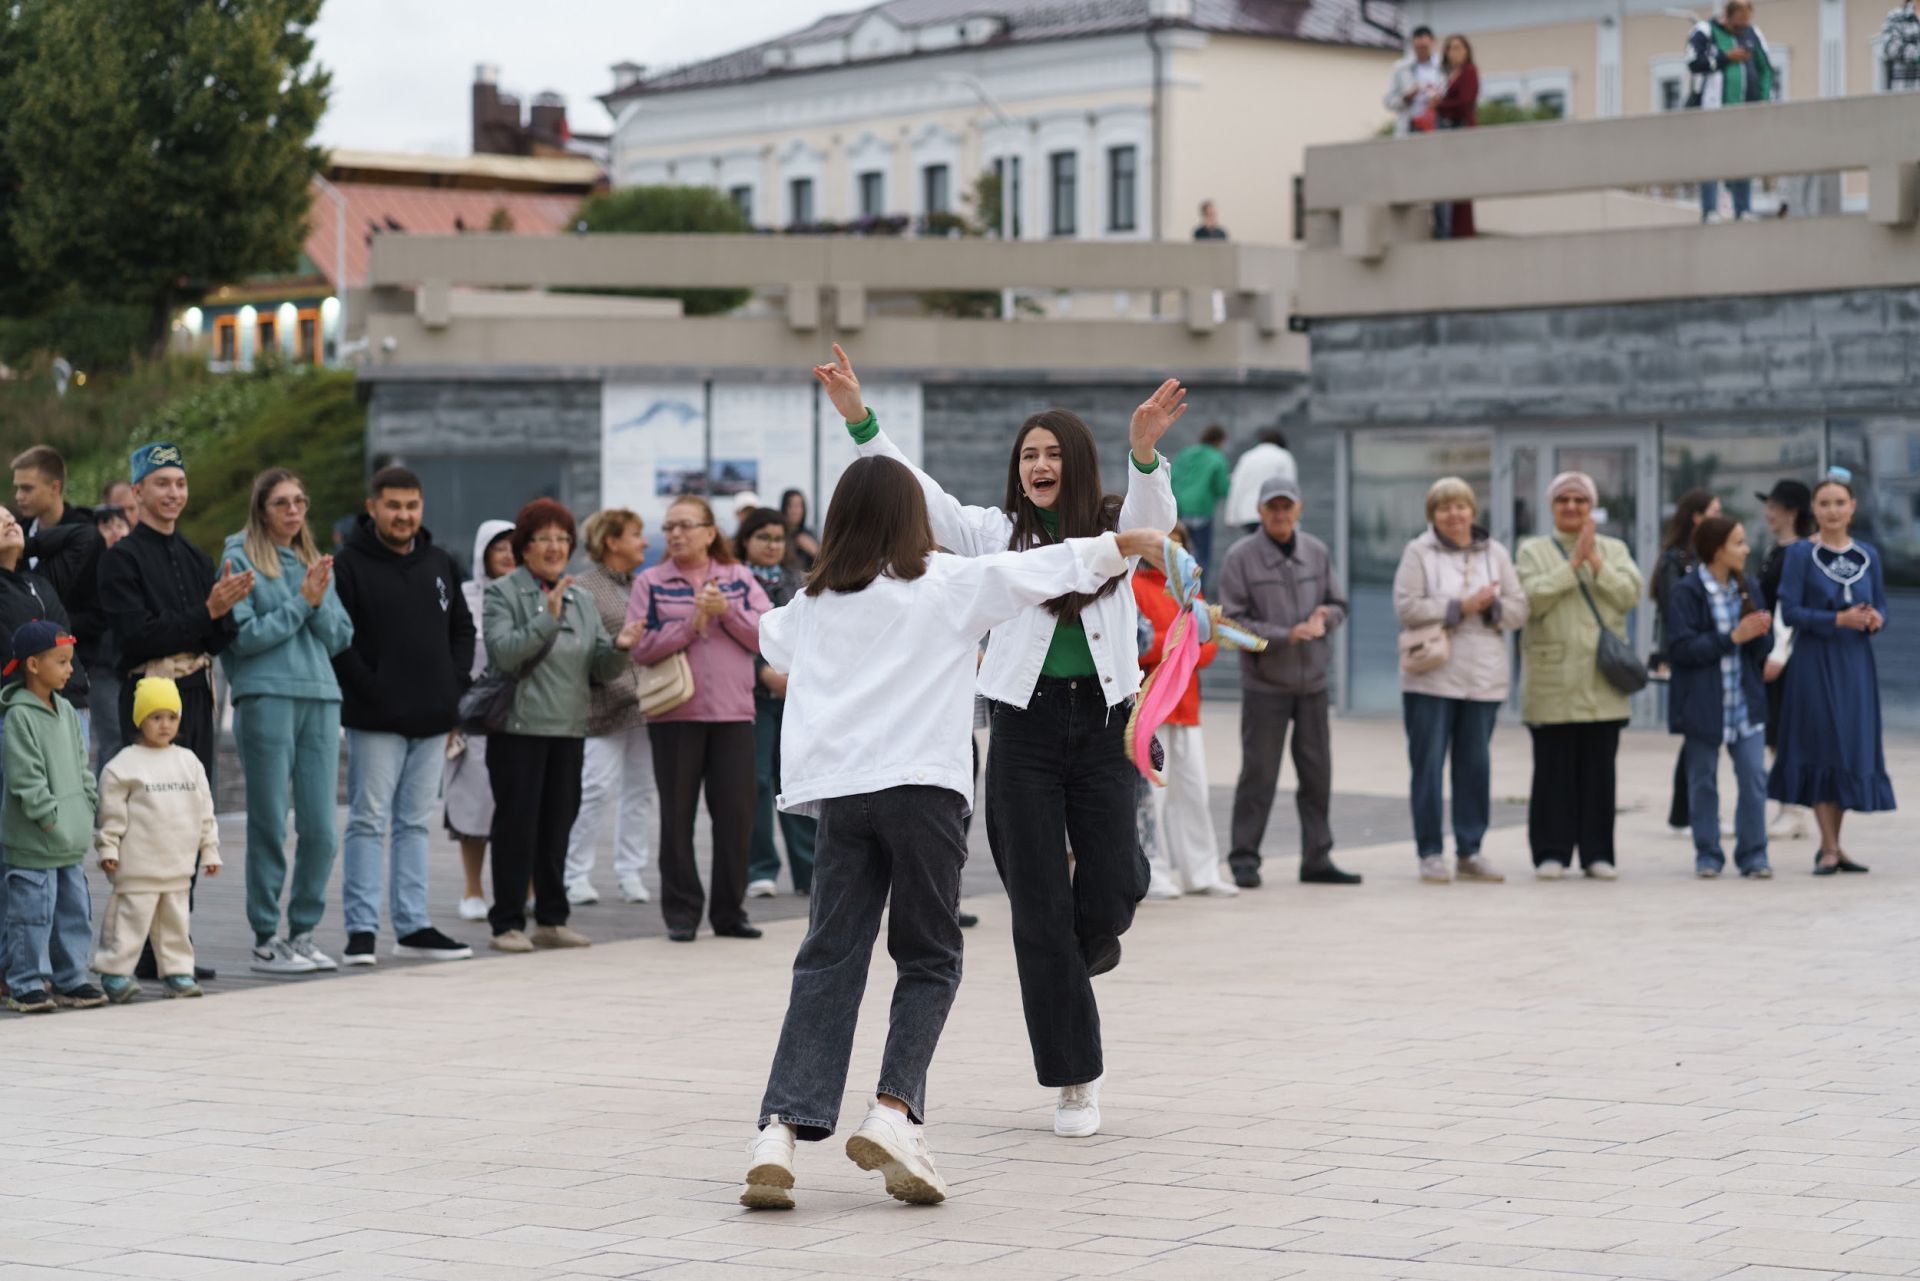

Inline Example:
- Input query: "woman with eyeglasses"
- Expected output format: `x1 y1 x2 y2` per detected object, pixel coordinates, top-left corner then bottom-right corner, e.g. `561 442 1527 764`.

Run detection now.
481 499 643 953
627 495 773 942
737 507 817 900
1767 477 1895 873
220 469 354 974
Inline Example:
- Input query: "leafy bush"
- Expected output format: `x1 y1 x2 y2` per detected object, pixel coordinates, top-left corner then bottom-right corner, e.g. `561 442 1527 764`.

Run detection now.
569 186 752 316
0 299 150 372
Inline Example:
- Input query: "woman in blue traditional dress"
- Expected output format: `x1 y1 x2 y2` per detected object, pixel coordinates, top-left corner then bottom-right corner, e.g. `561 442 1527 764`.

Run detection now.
1766 476 1895 873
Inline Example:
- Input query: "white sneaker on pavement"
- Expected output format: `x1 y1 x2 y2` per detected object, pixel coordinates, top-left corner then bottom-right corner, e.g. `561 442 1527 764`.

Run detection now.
457 896 489 921
1535 861 1567 881
288 933 337 972
1419 855 1451 884
249 937 318 975
844 1103 948 1204
1585 862 1619 881
619 876 651 903
566 881 600 906
1144 883 1182 901
740 1121 797 1209
1194 881 1239 898
746 879 778 899
1054 1076 1102 1138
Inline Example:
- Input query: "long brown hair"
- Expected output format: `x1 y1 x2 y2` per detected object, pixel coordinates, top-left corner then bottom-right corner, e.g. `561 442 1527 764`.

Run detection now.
1443 33 1475 72
1653 487 1719 598
1003 410 1123 622
242 468 322 579
1691 515 1754 611
806 457 934 596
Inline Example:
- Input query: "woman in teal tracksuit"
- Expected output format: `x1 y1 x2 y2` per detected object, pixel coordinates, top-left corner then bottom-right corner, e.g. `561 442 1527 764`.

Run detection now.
221 468 352 976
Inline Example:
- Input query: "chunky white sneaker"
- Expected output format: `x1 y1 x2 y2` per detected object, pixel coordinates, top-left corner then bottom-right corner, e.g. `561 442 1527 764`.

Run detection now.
1456 855 1505 883
1144 883 1182 901
1535 861 1567 881
1194 881 1239 898
1769 804 1808 840
566 881 600 906
1419 855 1451 884
844 1104 948 1204
1054 1076 1102 1138
250 938 318 975
619 876 651 903
746 879 778 899
457 896 489 921
740 1121 797 1210
288 933 337 972
1585 862 1619 881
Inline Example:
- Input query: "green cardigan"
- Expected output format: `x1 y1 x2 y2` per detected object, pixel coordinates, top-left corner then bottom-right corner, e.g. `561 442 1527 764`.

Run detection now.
1515 530 1645 725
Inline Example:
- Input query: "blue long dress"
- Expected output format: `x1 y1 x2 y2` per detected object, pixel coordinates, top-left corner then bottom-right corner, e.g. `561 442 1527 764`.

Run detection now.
1767 538 1896 811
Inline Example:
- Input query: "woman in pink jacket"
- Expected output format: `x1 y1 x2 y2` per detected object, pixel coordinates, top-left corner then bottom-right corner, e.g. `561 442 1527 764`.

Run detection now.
628 495 772 942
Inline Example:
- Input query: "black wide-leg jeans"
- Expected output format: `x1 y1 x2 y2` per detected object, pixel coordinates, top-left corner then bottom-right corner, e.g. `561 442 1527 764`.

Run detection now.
985 677 1148 1089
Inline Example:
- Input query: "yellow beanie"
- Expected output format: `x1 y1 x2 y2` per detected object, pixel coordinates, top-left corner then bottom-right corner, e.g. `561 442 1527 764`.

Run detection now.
132 677 183 731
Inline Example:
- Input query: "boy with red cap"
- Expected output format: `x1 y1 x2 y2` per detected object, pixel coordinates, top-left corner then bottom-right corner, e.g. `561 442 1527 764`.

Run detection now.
1 619 102 1012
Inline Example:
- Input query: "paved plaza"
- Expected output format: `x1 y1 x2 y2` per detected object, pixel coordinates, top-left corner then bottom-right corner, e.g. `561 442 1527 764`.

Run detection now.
3 714 1917 1281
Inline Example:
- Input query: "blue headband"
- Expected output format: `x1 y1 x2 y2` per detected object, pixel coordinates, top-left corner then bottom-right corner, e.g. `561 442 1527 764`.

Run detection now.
131 442 185 484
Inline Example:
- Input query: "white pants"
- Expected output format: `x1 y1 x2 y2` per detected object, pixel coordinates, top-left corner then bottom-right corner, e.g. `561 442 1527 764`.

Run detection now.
1145 723 1229 893
564 725 657 887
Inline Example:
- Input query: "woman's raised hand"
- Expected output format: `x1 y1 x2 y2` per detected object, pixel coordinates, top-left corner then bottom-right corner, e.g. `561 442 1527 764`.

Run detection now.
812 343 866 424
1129 378 1189 464
546 575 574 620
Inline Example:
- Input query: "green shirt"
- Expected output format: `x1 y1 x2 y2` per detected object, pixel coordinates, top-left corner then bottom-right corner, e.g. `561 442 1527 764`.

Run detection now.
1171 443 1230 520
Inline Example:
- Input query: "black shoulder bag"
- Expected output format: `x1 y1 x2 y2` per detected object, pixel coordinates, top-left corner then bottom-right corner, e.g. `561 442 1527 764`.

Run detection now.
457 623 559 734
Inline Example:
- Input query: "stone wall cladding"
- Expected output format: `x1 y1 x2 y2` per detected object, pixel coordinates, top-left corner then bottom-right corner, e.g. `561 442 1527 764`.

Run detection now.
1310 287 1920 426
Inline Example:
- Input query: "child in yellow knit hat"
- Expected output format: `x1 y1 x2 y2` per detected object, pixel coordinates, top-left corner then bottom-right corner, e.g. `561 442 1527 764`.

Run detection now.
93 678 221 1001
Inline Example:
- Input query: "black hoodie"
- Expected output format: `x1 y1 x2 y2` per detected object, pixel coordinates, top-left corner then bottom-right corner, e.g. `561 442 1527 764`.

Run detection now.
331 513 476 737
23 503 104 668
0 562 89 707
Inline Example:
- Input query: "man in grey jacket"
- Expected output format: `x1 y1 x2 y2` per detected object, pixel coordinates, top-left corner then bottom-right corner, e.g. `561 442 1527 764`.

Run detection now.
1215 476 1360 888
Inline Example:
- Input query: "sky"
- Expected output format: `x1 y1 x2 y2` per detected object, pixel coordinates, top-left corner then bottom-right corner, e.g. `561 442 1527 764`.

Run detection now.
311 0 835 153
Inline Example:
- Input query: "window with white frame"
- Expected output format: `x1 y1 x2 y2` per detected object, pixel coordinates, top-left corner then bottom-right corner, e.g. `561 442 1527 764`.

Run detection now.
1480 68 1572 115
845 132 895 221
1049 151 1077 236
1106 145 1137 233
789 177 815 226
1651 53 1689 112
858 171 885 218
992 155 1023 238
777 139 826 226
921 164 950 217
728 186 754 224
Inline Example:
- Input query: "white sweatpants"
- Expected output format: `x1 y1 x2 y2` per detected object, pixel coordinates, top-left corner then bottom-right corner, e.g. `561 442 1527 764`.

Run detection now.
1144 723 1229 893
564 725 657 887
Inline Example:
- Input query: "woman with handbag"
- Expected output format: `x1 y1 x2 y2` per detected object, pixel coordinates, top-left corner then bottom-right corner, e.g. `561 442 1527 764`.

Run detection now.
1392 477 1527 884
627 495 772 943
562 508 659 907
1516 471 1646 880
481 499 641 953
738 506 817 900
445 520 514 921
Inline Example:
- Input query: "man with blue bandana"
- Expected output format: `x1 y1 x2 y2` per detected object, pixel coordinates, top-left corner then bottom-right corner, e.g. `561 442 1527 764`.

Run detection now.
95 443 254 981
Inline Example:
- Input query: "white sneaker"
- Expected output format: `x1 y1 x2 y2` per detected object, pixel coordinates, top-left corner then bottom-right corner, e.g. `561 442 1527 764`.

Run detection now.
1535 861 1567 881
746 879 778 899
457 896 489 921
740 1121 797 1210
1585 862 1619 881
1144 883 1182 901
1054 1076 1102 1138
288 933 338 971
844 1103 948 1204
250 937 318 975
566 881 600 906
1419 855 1451 884
619 876 651 903
1194 881 1239 898
1769 805 1808 840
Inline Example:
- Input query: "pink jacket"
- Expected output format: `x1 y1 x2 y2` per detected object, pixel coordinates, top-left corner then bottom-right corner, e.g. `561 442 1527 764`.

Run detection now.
626 559 769 723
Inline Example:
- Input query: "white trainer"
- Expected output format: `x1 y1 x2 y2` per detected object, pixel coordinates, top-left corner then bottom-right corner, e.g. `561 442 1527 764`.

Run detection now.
619 876 652 903
288 933 337 972
249 938 317 975
1054 1076 1102 1138
1194 881 1239 898
1585 862 1619 881
457 896 489 921
844 1103 947 1204
740 1121 797 1210
746 879 778 899
1144 883 1182 901
1535 861 1567 881
566 881 600 906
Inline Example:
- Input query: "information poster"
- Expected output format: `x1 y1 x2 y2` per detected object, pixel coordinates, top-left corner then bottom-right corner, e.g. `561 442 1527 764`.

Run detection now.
601 382 707 536
710 384 816 529
815 381 924 520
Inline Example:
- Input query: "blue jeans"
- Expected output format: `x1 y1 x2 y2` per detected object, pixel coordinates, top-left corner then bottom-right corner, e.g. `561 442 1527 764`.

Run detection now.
1403 693 1501 859
342 729 442 938
1700 178 1752 220
1184 517 1215 576
1684 731 1769 873
4 862 93 994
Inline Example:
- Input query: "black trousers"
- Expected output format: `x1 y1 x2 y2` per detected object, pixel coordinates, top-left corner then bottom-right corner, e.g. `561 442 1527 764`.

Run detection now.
985 678 1147 1088
1228 689 1334 873
1527 721 1625 868
123 672 214 975
486 733 584 935
1667 747 1691 828
649 720 755 934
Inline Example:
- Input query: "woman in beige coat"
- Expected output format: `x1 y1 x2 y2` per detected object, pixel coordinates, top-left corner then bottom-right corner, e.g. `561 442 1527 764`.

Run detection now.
1394 478 1528 884
1515 471 1645 880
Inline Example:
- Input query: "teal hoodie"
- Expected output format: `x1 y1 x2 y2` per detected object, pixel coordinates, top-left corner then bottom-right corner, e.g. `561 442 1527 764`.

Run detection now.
1 680 97 868
218 534 353 702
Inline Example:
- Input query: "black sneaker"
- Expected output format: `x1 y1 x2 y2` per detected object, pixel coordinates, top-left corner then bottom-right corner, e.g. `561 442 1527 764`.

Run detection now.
194 964 217 981
343 932 378 967
1231 865 1262 889
714 923 764 939
1082 937 1122 977
958 912 979 929
54 984 109 1009
393 927 473 961
668 928 697 942
6 988 54 1014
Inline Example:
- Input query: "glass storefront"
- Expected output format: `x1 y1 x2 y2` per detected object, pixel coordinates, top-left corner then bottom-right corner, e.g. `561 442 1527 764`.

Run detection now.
1831 416 1920 729
1660 419 1824 564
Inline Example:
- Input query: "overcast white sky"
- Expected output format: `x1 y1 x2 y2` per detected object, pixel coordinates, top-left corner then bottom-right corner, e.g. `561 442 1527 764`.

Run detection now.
312 0 833 153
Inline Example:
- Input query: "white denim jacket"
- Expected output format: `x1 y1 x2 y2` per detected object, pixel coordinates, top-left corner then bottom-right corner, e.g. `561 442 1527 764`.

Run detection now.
856 427 1176 709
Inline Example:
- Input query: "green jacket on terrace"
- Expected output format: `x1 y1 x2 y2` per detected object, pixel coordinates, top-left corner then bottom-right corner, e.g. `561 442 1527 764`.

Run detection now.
1 681 97 868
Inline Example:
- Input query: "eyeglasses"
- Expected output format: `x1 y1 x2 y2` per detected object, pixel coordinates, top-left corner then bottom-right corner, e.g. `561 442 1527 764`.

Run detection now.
1552 495 1593 506
660 520 713 534
750 531 787 544
268 495 310 511
528 534 573 548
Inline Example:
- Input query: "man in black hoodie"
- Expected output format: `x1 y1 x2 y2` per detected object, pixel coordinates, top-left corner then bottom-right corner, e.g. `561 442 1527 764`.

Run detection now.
11 446 103 760
331 466 477 966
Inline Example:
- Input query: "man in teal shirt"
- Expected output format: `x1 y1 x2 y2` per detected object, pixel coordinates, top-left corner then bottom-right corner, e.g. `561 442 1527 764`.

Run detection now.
1171 425 1231 572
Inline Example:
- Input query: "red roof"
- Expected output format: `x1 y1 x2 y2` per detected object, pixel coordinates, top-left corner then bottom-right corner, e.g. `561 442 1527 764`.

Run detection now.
306 182 584 288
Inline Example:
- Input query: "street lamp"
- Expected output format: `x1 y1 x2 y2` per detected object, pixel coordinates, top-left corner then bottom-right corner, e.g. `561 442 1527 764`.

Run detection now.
939 72 1018 321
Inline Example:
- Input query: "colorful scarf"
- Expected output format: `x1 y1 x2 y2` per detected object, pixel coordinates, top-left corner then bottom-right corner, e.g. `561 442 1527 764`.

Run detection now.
1125 538 1267 784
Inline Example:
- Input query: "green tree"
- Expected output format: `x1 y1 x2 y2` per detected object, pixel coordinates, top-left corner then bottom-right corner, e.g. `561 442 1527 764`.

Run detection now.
1 0 330 353
569 186 751 316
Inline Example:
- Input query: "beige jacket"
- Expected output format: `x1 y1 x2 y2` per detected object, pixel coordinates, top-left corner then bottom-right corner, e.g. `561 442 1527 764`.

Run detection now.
1515 530 1645 725
94 743 220 893
1393 528 1528 702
